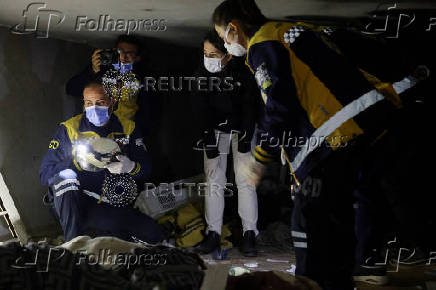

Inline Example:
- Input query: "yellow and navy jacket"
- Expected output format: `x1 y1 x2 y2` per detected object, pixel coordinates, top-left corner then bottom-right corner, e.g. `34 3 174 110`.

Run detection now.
247 22 417 184
39 112 151 194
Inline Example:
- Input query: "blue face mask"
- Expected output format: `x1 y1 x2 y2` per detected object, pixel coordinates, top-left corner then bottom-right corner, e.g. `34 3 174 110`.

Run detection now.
85 105 110 127
112 62 133 74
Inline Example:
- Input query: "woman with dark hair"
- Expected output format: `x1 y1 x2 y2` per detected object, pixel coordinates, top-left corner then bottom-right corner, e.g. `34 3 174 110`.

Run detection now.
192 30 261 257
211 0 419 289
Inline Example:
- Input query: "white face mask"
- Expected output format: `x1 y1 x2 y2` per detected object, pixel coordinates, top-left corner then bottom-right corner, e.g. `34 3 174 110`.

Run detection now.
204 55 225 73
224 25 247 57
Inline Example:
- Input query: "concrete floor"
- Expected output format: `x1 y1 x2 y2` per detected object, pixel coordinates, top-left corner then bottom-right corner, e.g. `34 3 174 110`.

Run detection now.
200 246 436 290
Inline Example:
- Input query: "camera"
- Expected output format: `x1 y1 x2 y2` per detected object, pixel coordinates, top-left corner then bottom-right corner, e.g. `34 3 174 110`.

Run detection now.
100 49 120 70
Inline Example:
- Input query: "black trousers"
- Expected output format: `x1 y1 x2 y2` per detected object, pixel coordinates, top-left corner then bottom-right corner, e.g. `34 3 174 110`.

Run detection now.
291 146 360 290
50 188 165 243
291 114 433 289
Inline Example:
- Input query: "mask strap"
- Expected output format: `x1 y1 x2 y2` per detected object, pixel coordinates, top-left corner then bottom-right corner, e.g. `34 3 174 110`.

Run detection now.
224 25 231 42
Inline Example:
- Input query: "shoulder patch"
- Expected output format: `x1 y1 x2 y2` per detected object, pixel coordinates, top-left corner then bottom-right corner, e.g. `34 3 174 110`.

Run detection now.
255 63 272 104
135 138 147 151
255 63 272 90
284 25 307 44
322 27 335 36
49 140 60 150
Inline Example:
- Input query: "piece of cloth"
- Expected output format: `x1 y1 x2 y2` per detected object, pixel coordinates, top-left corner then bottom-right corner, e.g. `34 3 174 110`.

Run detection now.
105 155 136 174
204 131 258 236
157 202 233 249
39 113 161 242
0 239 205 290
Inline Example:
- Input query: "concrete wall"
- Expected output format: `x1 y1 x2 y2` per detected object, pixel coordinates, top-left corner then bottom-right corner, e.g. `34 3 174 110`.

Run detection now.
0 27 203 241
0 27 91 240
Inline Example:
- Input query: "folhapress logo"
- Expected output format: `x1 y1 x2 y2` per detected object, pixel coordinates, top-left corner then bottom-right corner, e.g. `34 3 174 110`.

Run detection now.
10 3 65 38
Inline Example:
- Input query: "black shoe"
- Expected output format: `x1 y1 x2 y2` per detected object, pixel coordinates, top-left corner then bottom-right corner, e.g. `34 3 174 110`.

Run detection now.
195 231 220 254
353 263 389 286
241 230 258 257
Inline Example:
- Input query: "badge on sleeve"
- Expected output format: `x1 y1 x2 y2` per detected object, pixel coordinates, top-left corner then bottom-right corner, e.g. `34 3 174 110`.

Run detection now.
135 138 147 151
49 140 60 150
284 25 307 44
255 63 272 104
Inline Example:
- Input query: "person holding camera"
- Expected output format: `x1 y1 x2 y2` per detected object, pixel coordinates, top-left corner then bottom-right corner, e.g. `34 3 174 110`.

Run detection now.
66 35 155 136
66 35 143 97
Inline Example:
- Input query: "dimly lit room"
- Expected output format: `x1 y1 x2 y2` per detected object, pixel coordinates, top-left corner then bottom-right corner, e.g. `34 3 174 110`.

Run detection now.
0 0 435 289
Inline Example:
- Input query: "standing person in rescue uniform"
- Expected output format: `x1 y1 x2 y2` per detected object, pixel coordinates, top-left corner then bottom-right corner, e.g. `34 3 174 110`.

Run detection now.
212 0 419 288
40 80 165 243
192 30 262 257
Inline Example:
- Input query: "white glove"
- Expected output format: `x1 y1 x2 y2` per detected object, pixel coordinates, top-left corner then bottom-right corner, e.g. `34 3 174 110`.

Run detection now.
105 155 136 174
240 154 266 187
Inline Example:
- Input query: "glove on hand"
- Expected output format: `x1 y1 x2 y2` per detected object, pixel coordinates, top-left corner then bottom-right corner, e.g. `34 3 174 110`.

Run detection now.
105 155 136 174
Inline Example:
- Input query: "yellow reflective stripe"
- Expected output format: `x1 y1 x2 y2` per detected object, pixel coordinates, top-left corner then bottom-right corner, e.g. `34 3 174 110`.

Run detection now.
245 59 254 73
256 145 274 157
281 147 300 186
261 92 267 104
129 162 141 176
262 80 272 90
254 150 273 163
73 159 82 171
